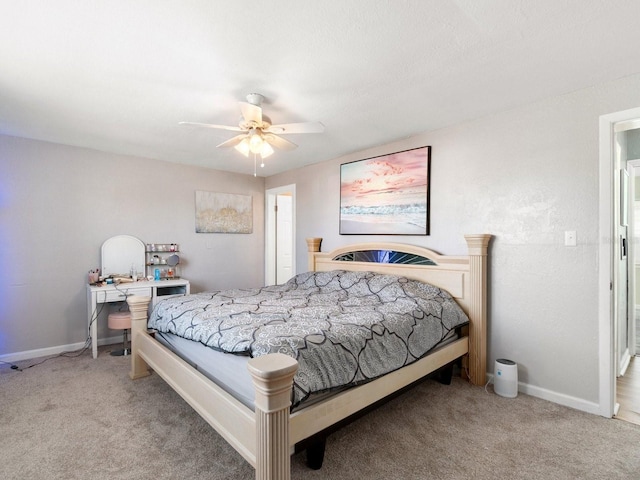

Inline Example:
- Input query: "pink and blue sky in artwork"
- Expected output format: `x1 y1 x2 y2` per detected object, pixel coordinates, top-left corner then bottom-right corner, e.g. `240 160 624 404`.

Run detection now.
340 147 429 234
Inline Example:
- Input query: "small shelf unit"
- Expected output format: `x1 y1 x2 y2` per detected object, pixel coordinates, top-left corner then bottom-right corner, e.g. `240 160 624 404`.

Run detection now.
145 243 182 280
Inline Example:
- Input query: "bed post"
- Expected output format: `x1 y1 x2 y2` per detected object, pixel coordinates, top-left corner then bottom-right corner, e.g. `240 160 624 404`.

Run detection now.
464 234 491 386
127 295 152 380
306 237 322 270
247 354 298 480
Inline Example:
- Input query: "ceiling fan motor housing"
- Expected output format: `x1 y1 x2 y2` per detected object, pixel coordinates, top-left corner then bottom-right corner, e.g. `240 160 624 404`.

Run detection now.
246 93 264 106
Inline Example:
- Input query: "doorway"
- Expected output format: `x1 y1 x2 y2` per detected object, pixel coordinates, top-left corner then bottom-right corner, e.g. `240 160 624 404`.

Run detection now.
599 107 640 419
628 159 640 358
265 184 296 286
616 159 640 425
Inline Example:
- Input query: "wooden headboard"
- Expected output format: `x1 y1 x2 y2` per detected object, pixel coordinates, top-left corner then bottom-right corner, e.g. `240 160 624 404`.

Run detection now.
306 235 491 385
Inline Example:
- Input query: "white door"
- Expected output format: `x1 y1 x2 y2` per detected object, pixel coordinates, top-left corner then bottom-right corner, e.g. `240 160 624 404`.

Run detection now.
276 194 293 284
264 185 296 286
629 162 640 357
616 166 630 377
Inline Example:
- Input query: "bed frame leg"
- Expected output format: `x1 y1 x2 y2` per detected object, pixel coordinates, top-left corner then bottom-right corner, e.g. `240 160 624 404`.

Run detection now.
306 439 326 470
126 295 152 380
248 354 298 480
435 362 454 385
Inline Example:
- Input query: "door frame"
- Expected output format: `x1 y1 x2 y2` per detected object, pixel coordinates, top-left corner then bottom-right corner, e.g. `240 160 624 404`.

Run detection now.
264 184 296 286
599 106 640 417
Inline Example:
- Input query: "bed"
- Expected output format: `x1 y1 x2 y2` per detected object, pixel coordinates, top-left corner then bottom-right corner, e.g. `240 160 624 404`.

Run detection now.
127 235 491 480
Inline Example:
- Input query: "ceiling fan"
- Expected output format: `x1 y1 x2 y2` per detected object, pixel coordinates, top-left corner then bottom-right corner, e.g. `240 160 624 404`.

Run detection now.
179 93 324 164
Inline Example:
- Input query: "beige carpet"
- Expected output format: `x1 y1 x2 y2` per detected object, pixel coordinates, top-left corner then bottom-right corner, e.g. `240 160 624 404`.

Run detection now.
1 347 639 480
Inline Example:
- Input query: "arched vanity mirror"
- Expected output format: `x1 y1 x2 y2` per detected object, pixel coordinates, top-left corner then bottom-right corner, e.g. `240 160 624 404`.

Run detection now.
101 235 145 277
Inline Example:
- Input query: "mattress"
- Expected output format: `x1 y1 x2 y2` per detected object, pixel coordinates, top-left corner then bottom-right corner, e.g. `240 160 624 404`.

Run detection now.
155 329 459 412
149 270 470 408
156 331 255 409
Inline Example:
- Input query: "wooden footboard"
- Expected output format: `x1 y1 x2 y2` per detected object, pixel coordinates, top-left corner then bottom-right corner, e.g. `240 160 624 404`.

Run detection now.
127 234 490 480
248 354 298 480
128 295 297 475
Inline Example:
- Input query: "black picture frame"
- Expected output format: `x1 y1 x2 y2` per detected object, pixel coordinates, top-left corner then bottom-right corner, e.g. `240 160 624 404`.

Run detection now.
340 146 431 235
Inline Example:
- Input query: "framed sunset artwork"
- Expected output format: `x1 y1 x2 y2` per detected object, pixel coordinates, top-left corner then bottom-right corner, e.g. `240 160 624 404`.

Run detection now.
340 146 431 235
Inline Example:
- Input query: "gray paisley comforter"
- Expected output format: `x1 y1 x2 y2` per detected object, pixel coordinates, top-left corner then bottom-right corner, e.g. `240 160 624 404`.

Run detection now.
148 270 469 407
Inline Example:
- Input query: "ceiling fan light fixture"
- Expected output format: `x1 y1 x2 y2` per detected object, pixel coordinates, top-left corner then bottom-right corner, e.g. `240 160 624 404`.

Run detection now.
260 141 274 158
234 138 251 157
248 130 264 154
180 92 324 172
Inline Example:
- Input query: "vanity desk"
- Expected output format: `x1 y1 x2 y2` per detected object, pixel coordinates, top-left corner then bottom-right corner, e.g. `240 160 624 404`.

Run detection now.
88 234 190 359
87 278 190 358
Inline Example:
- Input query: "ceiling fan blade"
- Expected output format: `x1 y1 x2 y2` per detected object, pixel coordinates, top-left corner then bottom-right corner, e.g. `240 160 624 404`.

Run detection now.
239 102 262 125
265 133 297 151
264 121 325 134
179 121 243 132
216 134 247 148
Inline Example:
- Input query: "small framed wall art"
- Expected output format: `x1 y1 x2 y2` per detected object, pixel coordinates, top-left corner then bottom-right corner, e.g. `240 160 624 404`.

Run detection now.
340 146 431 235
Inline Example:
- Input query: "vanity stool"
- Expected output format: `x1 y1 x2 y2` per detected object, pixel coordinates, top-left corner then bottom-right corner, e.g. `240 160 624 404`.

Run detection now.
108 311 131 356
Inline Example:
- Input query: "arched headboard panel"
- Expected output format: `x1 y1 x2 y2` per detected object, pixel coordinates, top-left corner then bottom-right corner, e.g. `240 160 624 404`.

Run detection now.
306 235 491 385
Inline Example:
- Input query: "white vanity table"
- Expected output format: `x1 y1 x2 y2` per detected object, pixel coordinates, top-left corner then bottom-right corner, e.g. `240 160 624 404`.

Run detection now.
87 234 190 359
86 278 189 358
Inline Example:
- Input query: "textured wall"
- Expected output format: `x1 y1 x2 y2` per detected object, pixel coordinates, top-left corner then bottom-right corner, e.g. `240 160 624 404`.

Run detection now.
0 136 264 355
266 73 640 412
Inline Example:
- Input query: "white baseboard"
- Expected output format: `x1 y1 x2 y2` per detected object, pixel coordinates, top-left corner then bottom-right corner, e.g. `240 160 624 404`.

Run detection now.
2 347 604 417
518 383 602 416
486 374 602 416
0 336 123 363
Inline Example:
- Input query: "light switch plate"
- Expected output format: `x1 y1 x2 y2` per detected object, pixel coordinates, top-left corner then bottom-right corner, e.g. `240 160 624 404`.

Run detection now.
564 230 577 247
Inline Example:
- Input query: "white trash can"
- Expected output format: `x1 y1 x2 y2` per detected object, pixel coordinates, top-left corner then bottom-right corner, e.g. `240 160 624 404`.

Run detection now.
494 358 518 398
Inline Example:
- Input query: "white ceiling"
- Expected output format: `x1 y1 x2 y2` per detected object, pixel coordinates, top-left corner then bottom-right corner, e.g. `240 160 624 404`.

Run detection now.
2 1 640 176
